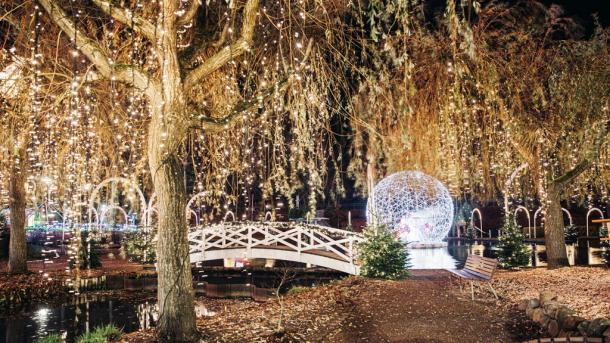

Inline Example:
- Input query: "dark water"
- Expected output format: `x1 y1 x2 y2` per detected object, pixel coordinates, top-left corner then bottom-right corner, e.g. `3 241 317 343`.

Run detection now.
406 239 606 269
0 295 157 343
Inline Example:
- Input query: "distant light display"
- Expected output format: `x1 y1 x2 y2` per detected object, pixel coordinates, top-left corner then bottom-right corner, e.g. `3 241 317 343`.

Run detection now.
368 171 454 244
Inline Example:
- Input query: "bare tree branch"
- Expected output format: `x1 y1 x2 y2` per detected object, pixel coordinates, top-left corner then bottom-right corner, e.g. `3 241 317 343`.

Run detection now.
91 0 156 42
183 0 259 91
176 0 200 27
38 0 160 97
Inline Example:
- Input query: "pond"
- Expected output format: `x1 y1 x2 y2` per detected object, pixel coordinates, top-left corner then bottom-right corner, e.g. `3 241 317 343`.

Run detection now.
408 238 607 269
0 294 158 343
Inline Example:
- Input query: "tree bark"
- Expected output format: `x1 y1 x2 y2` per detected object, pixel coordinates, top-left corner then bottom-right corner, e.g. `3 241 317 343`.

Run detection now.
147 1 196 341
542 185 569 268
8 144 28 274
150 147 196 342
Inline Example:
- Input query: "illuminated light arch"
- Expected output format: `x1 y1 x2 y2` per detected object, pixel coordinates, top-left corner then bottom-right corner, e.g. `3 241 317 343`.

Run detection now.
471 208 486 238
185 190 227 224
513 206 532 238
503 163 529 212
223 211 236 222
533 207 573 236
88 177 147 224
586 208 604 237
99 205 129 228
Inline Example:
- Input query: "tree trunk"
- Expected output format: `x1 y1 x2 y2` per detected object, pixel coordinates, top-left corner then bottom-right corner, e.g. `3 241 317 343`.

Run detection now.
147 1 196 340
543 185 569 268
8 145 28 274
150 149 196 342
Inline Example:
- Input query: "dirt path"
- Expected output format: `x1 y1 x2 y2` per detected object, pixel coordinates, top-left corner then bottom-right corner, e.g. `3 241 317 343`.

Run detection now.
329 271 513 342
123 271 533 342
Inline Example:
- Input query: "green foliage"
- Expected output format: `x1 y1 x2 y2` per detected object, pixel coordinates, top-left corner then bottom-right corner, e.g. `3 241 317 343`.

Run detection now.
122 229 156 264
76 325 122 343
464 223 477 241
497 214 530 268
564 224 579 244
0 212 8 235
601 227 610 267
287 285 310 296
35 333 62 343
288 207 305 220
358 224 410 280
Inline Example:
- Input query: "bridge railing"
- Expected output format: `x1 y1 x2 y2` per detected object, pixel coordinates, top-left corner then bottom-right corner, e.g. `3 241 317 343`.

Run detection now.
188 221 364 264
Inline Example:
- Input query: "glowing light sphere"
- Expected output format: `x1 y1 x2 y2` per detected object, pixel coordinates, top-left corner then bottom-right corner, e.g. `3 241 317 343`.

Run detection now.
368 171 454 244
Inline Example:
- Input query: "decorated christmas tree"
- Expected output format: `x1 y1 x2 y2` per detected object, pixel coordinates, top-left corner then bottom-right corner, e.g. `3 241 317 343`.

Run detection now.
497 214 530 268
358 224 410 279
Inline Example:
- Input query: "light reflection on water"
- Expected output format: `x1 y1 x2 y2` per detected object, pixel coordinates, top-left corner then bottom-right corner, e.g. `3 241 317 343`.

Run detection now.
407 239 606 269
0 296 160 343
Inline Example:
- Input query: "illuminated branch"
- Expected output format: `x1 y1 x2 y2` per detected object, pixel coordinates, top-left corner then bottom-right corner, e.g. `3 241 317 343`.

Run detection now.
552 118 610 186
177 0 200 26
38 0 160 97
184 0 259 91
190 79 287 132
91 0 156 42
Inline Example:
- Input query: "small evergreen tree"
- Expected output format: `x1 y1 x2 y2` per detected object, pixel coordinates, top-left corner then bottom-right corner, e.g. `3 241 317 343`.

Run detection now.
601 227 610 267
358 224 410 279
464 223 477 241
497 214 530 268
122 229 157 264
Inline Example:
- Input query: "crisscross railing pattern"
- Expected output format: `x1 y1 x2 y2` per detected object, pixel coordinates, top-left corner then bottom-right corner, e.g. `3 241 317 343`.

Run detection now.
188 221 364 266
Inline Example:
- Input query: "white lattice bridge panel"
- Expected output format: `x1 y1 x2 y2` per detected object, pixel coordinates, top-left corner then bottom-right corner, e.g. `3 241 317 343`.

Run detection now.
188 222 364 275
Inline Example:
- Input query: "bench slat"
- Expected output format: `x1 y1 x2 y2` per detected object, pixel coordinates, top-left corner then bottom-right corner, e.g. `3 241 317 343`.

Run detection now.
447 254 497 282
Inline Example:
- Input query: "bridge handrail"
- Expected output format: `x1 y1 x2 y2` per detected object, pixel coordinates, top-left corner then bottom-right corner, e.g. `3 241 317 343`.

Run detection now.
188 221 363 265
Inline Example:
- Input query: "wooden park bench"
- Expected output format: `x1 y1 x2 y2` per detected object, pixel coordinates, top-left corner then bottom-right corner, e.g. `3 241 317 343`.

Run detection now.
446 254 498 301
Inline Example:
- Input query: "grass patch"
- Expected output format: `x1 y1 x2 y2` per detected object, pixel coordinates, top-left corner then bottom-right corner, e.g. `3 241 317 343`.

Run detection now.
35 334 62 343
287 285 310 296
76 325 123 343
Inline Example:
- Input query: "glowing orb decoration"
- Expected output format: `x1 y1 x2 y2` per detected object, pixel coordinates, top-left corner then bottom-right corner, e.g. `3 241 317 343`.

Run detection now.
368 171 454 244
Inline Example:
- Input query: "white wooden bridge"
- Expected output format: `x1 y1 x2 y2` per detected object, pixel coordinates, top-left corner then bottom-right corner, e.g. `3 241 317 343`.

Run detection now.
188 222 364 275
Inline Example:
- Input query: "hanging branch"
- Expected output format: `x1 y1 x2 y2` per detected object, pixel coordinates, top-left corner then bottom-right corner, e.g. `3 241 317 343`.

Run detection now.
183 0 259 91
38 0 160 97
189 79 288 132
90 0 156 42
552 118 610 186
188 38 313 131
176 0 201 26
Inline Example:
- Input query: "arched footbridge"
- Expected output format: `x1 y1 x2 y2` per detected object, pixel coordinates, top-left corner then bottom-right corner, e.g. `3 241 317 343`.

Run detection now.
188 222 364 275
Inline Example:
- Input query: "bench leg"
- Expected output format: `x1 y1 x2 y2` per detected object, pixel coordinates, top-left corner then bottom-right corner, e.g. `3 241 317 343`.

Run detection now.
470 281 474 301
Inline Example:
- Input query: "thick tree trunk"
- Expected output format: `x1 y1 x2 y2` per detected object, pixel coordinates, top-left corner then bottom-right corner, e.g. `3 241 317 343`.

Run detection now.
8 146 28 274
543 185 569 268
150 148 196 342
148 1 196 340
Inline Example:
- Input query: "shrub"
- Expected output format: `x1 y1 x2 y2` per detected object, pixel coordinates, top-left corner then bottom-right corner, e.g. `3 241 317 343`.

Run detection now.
35 334 62 343
564 224 579 244
358 224 410 279
69 230 102 269
76 325 122 343
122 229 156 264
601 227 610 267
497 214 530 268
287 285 310 296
